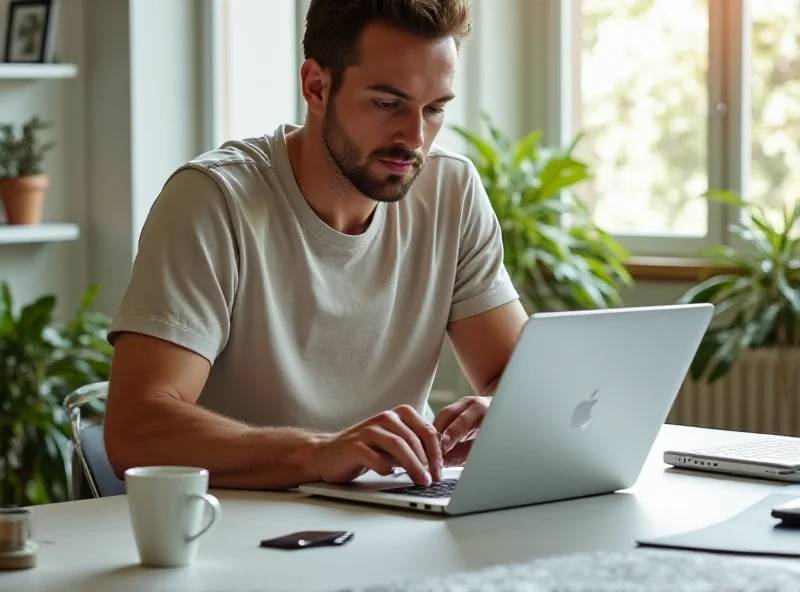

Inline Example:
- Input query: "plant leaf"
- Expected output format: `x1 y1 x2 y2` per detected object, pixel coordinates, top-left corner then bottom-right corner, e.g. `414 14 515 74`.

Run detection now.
677 275 740 304
451 113 628 315
538 157 591 200
704 189 747 207
777 270 800 315
706 329 746 383
17 295 56 344
0 282 112 506
0 281 13 334
729 222 774 260
694 245 755 270
513 129 543 167
449 124 498 166
749 210 781 254
481 112 512 154
79 283 102 312
750 301 781 346
689 332 726 381
564 131 585 156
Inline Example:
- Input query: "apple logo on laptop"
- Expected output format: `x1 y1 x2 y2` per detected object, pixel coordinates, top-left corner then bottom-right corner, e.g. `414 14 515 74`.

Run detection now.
571 388 599 430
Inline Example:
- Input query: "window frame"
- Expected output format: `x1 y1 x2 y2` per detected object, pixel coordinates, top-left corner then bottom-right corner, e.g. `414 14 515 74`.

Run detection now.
200 0 305 152
201 0 225 153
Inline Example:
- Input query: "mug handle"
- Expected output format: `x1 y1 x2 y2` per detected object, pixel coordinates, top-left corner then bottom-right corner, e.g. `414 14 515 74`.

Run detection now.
186 493 221 543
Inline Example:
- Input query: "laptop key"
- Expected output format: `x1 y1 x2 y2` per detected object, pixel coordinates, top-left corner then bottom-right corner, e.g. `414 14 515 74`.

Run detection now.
382 479 458 498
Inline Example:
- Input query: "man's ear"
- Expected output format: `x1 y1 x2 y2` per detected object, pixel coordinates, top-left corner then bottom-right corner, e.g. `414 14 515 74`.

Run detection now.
300 59 331 117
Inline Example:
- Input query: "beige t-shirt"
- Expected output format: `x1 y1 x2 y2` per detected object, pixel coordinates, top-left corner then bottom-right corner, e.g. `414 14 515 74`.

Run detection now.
108 124 518 432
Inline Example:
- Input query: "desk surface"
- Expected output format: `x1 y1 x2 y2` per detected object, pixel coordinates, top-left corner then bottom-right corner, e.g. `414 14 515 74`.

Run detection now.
3 424 798 592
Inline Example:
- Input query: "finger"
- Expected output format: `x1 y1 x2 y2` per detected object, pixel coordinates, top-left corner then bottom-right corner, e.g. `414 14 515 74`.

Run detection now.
352 442 395 476
365 426 431 486
441 399 487 454
376 410 429 470
394 405 443 482
433 398 470 435
443 439 473 467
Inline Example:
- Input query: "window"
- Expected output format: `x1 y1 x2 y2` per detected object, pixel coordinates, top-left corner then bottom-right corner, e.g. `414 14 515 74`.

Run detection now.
748 1 800 231
548 0 800 256
574 0 709 239
204 0 800 257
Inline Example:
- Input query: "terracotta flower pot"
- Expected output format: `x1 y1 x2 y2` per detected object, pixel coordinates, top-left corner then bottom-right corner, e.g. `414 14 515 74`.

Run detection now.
0 175 49 225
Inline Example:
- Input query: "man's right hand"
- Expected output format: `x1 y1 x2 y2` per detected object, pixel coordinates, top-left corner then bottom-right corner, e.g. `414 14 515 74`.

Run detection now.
313 405 443 486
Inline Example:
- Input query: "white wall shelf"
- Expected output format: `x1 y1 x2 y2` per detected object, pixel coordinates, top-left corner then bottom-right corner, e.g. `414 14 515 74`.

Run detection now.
0 223 79 245
0 63 79 80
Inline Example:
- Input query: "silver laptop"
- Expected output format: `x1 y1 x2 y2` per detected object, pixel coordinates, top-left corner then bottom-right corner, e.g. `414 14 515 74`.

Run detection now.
299 303 714 516
664 434 800 482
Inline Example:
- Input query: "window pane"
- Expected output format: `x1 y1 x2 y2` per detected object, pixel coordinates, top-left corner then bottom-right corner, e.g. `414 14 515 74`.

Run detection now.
218 0 298 141
749 1 800 230
575 0 709 237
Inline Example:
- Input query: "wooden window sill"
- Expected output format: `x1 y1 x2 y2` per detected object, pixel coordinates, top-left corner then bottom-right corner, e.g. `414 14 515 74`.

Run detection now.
624 256 738 282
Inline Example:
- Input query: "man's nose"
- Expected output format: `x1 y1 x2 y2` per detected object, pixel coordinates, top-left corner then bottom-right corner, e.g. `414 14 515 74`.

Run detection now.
396 111 425 152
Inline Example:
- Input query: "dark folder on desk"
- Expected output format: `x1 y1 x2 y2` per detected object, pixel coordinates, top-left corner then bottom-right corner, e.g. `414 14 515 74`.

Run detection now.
638 493 800 557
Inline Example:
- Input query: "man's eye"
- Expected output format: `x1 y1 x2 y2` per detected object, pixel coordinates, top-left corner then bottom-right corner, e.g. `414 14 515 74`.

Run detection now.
374 100 399 110
428 106 445 115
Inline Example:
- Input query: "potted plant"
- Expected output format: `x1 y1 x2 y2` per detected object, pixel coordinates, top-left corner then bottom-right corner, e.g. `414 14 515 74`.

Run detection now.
0 282 112 507
450 114 633 312
678 190 800 385
0 116 55 225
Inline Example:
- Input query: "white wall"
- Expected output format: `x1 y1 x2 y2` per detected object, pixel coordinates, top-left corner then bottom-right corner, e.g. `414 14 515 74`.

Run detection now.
83 0 134 317
130 0 202 253
85 0 204 314
0 0 88 318
1 0 203 317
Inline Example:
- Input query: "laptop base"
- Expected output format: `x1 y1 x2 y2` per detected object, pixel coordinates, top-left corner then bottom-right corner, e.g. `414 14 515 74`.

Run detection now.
664 450 800 483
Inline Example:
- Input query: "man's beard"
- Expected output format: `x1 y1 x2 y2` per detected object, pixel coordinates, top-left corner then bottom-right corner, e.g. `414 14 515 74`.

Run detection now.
321 101 425 203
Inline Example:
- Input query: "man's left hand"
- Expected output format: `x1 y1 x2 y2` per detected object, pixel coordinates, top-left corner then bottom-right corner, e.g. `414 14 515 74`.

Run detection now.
432 395 491 467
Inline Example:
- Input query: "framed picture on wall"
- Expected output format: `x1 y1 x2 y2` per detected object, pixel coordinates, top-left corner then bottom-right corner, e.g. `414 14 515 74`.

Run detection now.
3 0 59 63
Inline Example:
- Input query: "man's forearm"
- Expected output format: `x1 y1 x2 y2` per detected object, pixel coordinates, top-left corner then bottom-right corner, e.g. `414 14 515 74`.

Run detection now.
105 393 329 490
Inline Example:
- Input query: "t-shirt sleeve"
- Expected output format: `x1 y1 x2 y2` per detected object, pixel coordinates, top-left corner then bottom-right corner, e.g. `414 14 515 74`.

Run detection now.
107 166 239 364
449 162 519 322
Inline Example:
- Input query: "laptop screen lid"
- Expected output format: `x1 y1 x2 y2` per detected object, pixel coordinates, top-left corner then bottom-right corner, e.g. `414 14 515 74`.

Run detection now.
445 303 714 516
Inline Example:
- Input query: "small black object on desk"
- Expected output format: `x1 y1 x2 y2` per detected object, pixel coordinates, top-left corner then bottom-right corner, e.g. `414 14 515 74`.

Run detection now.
260 530 354 550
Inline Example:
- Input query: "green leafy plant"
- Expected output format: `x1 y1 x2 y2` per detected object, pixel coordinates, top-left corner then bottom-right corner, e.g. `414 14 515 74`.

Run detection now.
678 190 800 383
450 114 633 312
0 115 55 178
0 282 112 507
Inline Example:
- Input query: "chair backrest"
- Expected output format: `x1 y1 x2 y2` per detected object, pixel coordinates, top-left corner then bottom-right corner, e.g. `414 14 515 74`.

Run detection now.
64 382 126 499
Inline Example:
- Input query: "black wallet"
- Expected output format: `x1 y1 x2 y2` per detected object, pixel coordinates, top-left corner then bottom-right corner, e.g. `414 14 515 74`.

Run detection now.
259 530 354 550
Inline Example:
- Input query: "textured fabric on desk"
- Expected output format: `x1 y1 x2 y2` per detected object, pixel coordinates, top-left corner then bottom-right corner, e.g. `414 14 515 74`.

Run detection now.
345 549 800 592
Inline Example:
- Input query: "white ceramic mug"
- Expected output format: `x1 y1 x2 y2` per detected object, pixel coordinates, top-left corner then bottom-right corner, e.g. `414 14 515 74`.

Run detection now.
124 466 221 567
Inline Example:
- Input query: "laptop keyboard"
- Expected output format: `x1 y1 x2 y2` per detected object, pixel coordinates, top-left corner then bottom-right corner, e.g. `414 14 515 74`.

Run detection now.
382 479 458 498
693 438 800 463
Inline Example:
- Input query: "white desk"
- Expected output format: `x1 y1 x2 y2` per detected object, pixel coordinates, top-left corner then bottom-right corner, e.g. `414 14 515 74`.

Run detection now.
3 424 798 592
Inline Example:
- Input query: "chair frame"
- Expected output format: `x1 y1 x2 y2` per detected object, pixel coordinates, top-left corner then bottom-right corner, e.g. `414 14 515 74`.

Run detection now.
64 381 110 499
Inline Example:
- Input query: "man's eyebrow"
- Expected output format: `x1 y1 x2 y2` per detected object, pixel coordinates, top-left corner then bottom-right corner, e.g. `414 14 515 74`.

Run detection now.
366 84 455 104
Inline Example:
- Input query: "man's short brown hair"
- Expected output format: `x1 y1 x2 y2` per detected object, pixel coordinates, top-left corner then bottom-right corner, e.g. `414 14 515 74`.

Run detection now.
303 0 473 93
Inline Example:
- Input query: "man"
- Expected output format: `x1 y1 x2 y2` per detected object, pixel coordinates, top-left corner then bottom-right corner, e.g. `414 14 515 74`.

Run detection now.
104 0 528 491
